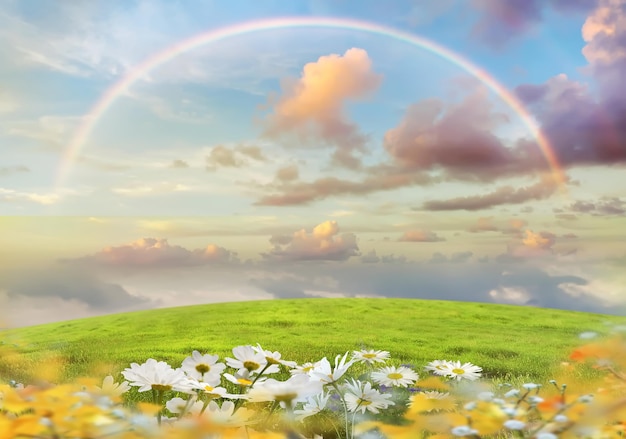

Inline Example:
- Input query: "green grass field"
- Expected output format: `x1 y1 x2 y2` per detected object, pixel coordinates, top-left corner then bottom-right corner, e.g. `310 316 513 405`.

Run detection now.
1 298 623 388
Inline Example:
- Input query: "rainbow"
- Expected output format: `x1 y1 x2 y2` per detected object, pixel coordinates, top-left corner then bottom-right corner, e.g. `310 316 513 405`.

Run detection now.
55 16 566 190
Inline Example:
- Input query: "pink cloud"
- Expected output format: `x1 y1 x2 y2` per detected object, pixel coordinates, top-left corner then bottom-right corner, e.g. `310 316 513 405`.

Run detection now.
261 220 359 261
398 230 445 242
76 238 238 268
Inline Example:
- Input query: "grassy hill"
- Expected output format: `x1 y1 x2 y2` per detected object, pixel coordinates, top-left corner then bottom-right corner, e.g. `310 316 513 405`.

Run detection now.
1 298 622 386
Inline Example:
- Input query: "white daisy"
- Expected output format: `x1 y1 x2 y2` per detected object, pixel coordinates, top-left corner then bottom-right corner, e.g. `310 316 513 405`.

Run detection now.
290 361 319 376
122 359 197 393
253 344 298 368
294 391 330 421
352 349 390 365
225 345 279 375
310 352 355 384
444 361 482 381
424 360 453 376
371 365 419 387
93 375 130 397
343 379 395 414
247 374 323 409
181 350 226 382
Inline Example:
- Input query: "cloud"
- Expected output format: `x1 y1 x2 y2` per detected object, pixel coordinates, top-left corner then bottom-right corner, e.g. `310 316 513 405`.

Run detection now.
206 144 266 170
504 229 561 259
0 264 153 322
170 159 190 169
0 165 29 176
419 176 559 211
0 187 74 205
398 230 445 242
361 250 381 263
570 197 626 216
275 164 299 182
263 48 382 169
471 0 596 49
513 1 626 171
248 259 621 314
429 251 474 263
522 230 556 250
261 220 360 262
255 168 435 206
111 182 191 197
382 89 539 182
468 217 528 235
360 249 408 264
71 238 239 269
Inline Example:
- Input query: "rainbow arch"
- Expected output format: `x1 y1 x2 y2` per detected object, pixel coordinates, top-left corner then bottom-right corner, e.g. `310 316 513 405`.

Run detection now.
55 16 566 190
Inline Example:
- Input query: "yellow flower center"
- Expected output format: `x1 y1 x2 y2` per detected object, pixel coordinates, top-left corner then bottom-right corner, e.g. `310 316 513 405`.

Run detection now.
357 398 372 406
266 357 281 365
195 364 210 374
362 353 377 359
451 368 465 374
237 378 253 386
243 361 260 371
151 384 173 391
303 366 313 372
388 373 404 380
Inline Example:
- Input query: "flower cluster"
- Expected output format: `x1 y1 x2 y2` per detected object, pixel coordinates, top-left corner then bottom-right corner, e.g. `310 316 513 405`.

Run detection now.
2 325 626 438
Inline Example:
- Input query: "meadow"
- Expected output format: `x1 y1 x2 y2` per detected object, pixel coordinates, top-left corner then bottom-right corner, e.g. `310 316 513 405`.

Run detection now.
1 298 622 387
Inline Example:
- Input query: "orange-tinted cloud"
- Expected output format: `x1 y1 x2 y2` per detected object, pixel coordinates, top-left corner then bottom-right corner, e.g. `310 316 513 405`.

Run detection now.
264 48 382 168
398 230 445 242
261 220 359 261
468 217 528 235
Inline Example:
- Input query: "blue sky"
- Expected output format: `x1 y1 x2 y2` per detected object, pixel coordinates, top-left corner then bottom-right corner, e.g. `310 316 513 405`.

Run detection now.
1 0 625 327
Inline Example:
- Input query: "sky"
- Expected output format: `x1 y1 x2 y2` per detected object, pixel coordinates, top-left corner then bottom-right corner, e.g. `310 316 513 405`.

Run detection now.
1 0 625 328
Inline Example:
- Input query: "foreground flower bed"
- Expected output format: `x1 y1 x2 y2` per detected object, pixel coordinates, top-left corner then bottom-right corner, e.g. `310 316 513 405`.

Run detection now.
2 325 626 438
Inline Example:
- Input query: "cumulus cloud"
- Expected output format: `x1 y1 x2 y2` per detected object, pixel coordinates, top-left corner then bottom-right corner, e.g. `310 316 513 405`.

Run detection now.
263 48 382 169
382 90 540 182
71 238 239 269
261 220 360 262
513 1 626 171
398 230 445 242
206 144 266 171
504 229 561 258
471 0 596 49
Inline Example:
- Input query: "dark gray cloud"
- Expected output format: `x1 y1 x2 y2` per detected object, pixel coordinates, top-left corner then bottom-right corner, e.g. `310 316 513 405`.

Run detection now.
247 260 624 315
0 265 153 312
